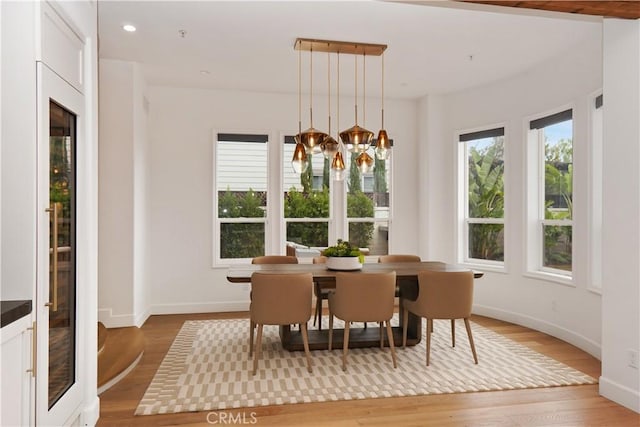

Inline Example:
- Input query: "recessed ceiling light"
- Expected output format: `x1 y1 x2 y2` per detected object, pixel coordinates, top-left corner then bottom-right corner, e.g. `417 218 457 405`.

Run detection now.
122 24 136 32
200 70 211 75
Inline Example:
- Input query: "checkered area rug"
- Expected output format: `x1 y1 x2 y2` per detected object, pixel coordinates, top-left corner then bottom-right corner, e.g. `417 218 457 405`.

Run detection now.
135 317 596 415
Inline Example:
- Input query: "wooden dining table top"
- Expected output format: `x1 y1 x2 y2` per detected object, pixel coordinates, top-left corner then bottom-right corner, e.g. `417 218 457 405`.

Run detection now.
226 261 483 283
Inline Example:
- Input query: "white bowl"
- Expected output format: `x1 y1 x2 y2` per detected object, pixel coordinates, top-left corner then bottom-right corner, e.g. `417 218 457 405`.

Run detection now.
325 257 362 271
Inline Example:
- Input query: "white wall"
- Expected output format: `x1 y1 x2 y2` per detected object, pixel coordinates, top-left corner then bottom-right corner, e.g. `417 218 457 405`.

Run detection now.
600 18 640 413
144 87 418 314
421 33 604 357
98 59 151 327
1 1 37 301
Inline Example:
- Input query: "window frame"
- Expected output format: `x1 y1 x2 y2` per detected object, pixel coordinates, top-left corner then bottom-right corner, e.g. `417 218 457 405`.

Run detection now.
457 124 507 271
344 143 394 259
281 133 334 252
524 106 575 284
212 130 271 267
587 92 603 293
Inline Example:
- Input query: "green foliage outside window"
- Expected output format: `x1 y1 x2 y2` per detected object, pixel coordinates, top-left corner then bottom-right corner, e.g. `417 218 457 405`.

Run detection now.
543 138 573 270
218 188 265 258
284 187 329 247
467 139 504 261
346 156 375 248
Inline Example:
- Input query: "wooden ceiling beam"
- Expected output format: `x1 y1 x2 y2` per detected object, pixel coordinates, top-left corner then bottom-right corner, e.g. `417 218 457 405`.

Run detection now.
457 1 640 19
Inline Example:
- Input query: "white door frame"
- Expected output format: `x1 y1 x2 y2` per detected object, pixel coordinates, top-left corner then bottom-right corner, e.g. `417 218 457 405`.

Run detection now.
36 62 85 426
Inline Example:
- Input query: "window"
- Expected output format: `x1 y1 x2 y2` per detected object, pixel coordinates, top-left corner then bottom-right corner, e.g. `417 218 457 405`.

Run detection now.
459 127 505 264
346 141 391 256
214 133 268 262
283 135 330 248
528 109 573 275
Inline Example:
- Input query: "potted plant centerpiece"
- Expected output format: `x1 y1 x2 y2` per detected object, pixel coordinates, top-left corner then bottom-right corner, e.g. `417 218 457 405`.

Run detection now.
323 239 365 271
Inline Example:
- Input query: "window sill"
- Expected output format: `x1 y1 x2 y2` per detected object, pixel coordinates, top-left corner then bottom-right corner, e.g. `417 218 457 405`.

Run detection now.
459 261 507 275
523 271 574 287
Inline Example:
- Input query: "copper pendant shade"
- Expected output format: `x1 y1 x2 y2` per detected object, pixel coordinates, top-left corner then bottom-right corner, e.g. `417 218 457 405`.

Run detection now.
355 151 374 173
291 141 308 174
375 129 391 160
340 124 373 153
374 52 391 160
296 128 326 155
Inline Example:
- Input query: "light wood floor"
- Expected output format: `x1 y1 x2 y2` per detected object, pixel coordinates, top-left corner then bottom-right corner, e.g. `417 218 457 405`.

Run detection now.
97 312 639 426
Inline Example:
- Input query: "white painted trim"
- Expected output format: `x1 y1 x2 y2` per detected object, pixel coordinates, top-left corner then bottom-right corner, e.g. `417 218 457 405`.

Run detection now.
474 304 601 359
134 307 151 329
97 308 136 328
151 301 250 315
79 395 100 427
599 376 640 413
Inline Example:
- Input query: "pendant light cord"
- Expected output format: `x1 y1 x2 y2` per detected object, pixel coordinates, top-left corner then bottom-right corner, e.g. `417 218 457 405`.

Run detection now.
363 52 366 128
309 47 313 127
327 49 331 135
381 52 384 128
298 41 302 135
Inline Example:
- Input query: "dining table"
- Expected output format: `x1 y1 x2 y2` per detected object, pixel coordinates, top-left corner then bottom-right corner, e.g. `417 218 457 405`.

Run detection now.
226 261 483 352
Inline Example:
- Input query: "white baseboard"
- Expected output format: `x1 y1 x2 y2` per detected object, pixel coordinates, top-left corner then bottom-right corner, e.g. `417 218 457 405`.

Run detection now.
80 395 100 426
151 301 250 315
473 304 602 359
98 307 150 328
599 375 640 413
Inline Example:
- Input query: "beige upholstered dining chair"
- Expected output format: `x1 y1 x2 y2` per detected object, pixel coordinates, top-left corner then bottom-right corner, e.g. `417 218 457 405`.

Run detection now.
251 255 298 265
249 255 299 355
249 272 314 375
378 254 421 263
328 271 398 371
401 270 478 366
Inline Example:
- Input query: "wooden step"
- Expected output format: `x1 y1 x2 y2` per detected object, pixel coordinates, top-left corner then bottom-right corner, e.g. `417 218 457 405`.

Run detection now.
97 325 144 394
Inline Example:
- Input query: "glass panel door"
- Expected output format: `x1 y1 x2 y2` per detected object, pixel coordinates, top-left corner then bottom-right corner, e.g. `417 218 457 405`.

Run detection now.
37 63 83 426
48 100 76 408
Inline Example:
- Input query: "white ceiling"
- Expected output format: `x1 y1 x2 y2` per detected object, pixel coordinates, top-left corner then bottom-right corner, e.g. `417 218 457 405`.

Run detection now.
97 1 603 99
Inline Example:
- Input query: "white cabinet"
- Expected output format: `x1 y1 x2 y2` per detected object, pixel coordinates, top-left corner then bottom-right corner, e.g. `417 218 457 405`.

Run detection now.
1 315 34 427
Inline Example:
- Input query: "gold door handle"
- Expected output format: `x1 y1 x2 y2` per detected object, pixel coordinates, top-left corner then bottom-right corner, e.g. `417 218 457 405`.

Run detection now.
45 203 60 312
26 322 36 378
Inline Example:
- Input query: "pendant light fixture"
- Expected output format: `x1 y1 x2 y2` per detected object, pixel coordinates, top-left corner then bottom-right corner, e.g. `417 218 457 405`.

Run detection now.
297 42 327 155
293 38 389 176
291 44 308 174
375 51 391 160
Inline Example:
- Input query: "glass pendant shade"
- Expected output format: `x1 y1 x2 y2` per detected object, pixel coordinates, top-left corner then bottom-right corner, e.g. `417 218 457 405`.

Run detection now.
297 127 327 155
355 151 374 173
375 129 391 160
321 136 339 159
340 125 373 153
291 142 309 173
331 150 346 181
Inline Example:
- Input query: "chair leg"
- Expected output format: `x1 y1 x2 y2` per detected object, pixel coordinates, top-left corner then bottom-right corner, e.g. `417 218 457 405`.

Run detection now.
385 320 397 368
342 322 350 371
402 307 409 348
300 322 313 373
252 324 264 375
249 320 255 356
314 296 322 330
464 318 478 364
328 314 334 351
379 321 383 348
426 318 432 366
451 319 456 347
